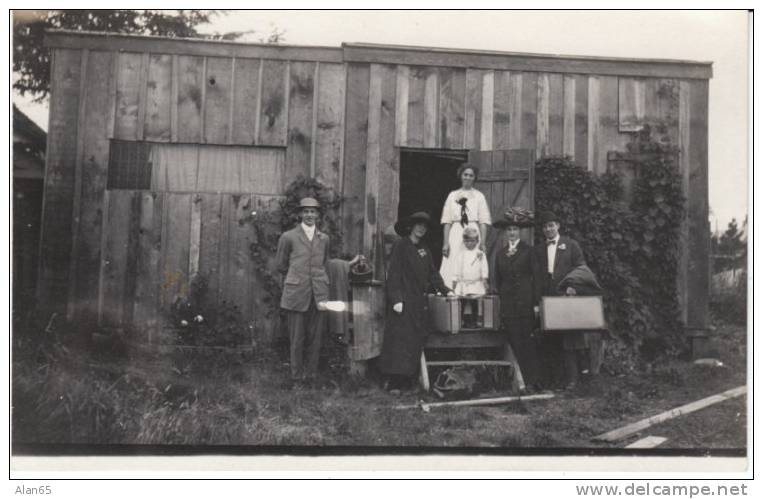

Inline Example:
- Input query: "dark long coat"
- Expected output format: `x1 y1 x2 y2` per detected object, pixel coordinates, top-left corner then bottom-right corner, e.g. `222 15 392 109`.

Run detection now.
378 236 450 376
493 239 537 320
493 239 541 385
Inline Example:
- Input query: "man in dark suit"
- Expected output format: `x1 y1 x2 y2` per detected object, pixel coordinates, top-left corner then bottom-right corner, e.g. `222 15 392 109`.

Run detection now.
275 197 330 385
533 211 587 388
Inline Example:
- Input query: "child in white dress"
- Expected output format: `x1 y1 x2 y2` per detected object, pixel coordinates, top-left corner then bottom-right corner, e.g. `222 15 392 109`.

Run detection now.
452 227 489 328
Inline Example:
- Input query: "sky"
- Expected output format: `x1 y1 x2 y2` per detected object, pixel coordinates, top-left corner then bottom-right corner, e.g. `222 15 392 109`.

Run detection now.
13 10 750 231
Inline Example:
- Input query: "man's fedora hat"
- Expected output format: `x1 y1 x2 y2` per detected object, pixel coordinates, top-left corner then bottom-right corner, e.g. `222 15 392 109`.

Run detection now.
298 197 321 209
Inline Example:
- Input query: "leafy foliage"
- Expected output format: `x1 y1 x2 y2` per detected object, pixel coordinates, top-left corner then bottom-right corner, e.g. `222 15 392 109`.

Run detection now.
12 10 284 101
535 126 686 360
168 274 253 347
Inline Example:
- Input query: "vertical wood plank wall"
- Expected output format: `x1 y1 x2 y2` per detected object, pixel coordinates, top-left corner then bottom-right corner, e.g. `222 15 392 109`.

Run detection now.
39 44 711 337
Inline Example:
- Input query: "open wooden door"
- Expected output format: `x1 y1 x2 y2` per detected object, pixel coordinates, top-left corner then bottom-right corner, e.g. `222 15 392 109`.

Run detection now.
469 149 535 260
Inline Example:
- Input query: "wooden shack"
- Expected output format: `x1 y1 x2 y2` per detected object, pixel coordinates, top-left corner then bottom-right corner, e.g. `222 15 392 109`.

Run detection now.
38 30 711 342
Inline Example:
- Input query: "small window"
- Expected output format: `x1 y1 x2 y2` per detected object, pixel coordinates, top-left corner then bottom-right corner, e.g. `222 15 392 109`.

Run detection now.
107 140 285 194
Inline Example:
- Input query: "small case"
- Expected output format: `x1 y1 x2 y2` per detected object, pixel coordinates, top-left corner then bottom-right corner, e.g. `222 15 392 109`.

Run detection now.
428 294 500 334
539 296 606 332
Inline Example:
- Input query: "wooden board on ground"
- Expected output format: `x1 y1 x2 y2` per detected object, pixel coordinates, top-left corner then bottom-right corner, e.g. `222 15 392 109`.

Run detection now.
592 385 746 442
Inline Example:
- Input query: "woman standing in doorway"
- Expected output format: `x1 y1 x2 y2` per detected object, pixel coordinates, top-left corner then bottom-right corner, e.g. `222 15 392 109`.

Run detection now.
439 164 492 287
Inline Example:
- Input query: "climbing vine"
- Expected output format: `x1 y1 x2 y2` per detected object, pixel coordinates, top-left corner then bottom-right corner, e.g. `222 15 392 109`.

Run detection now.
535 125 685 360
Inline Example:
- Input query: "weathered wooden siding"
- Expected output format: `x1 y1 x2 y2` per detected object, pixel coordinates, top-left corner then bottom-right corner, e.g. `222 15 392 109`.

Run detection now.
38 34 712 337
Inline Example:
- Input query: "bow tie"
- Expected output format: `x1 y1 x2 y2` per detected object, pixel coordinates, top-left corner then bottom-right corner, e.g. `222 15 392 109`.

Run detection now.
546 239 556 246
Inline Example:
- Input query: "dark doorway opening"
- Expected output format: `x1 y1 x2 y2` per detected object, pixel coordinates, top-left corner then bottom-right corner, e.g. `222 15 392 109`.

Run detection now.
398 149 468 269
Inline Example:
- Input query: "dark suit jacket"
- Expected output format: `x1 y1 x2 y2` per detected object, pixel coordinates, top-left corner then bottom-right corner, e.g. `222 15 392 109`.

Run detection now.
533 235 585 298
276 225 330 312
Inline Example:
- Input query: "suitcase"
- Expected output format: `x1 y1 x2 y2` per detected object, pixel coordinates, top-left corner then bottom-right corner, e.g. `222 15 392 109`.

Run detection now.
539 296 606 332
427 294 500 334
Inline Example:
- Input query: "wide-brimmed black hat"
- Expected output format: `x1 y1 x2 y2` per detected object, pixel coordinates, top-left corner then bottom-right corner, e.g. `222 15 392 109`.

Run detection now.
538 211 560 225
394 211 431 236
493 207 535 228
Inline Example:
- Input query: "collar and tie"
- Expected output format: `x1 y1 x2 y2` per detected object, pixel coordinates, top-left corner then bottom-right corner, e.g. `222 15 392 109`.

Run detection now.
546 239 556 246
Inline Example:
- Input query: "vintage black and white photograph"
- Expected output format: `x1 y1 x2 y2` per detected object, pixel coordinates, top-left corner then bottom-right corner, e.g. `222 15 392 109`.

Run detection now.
10 9 750 470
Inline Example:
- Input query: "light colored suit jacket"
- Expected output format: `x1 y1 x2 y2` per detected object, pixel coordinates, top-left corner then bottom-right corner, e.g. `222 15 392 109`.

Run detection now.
276 225 330 312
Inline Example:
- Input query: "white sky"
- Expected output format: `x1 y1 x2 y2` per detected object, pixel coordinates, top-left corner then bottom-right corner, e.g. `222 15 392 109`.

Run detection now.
13 10 750 230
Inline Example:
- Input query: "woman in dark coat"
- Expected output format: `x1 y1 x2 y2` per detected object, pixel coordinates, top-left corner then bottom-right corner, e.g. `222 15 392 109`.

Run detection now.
491 207 541 392
378 211 452 390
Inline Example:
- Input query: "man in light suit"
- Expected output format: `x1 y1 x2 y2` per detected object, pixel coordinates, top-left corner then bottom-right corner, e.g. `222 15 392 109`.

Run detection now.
533 211 587 389
276 197 330 385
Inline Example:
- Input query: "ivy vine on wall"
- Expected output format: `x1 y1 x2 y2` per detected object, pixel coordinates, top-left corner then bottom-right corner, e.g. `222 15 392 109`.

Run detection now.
535 125 685 360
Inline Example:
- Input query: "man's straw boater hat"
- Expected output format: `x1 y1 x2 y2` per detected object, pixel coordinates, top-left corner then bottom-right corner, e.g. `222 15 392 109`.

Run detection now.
298 197 320 209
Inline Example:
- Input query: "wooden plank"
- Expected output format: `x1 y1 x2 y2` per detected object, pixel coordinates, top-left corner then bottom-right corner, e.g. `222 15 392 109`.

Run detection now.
197 193 223 311
144 53 172 141
218 194 255 323
492 71 511 149
66 49 89 321
625 436 667 449
508 72 523 149
548 73 564 156
423 68 439 148
536 73 550 158
492 70 512 150
257 59 288 146
285 60 316 181
70 49 113 323
46 31 344 63
189 195 202 279
106 51 118 139
394 65 409 146
176 55 204 143
99 190 133 327
363 64 397 275
203 56 233 144
395 393 555 411
37 48 81 313
463 69 484 150
314 62 346 189
136 53 149 140
644 78 679 144
228 58 236 144
196 145 283 195
114 52 143 140
562 75 576 158
597 76 622 175
574 75 589 168
593 386 746 442
133 192 163 339
479 71 494 151
619 77 646 131
341 63 370 256
687 79 709 330
587 76 600 172
406 66 426 147
170 55 179 141
374 64 399 266
520 72 538 151
122 191 143 327
231 57 261 145
341 43 713 80
438 67 465 149
160 193 192 312
309 62 318 176
677 80 691 324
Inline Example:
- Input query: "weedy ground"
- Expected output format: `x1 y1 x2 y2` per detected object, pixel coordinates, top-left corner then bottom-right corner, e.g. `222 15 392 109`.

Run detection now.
12 318 746 450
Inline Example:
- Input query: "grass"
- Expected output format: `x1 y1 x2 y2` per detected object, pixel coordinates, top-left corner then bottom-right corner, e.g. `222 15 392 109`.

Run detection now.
12 317 747 450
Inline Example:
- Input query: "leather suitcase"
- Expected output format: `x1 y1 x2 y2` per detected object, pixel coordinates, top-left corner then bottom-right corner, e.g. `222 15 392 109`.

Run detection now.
427 294 500 334
539 296 606 331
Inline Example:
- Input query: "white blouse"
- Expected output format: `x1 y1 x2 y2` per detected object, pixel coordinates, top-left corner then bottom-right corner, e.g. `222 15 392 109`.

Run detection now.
440 189 492 225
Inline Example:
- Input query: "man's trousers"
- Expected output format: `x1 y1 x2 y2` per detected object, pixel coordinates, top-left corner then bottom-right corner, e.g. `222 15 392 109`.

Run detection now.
285 298 326 380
